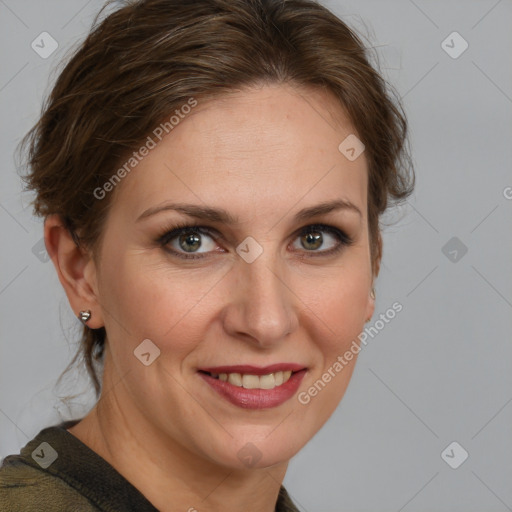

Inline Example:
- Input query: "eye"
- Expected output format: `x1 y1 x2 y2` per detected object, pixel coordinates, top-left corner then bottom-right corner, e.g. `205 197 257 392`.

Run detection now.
157 224 221 259
290 224 352 255
157 222 353 260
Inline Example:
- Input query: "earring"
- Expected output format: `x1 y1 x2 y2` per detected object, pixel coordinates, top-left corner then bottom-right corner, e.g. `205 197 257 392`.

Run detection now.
365 288 376 323
79 310 91 323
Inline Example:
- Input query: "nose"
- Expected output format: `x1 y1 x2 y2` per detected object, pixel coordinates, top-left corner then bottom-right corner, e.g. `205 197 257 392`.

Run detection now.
221 254 299 348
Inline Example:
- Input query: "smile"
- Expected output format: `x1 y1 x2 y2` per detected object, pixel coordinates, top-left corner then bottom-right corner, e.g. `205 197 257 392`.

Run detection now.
203 370 293 389
197 364 307 409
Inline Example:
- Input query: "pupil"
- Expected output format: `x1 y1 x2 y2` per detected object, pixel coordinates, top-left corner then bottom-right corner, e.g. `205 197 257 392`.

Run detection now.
302 231 322 250
180 232 201 252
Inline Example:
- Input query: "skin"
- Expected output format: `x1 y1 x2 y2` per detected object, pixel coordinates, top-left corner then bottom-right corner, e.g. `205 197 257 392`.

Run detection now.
45 84 381 512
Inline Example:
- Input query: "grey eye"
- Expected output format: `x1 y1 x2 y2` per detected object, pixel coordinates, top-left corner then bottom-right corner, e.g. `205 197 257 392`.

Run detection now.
170 230 217 254
292 229 339 252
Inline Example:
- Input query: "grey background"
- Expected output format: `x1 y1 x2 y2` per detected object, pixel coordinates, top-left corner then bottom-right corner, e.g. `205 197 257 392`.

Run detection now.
1 1 511 511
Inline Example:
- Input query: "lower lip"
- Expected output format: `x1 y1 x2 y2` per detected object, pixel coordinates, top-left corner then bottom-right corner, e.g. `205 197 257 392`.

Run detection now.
198 370 307 409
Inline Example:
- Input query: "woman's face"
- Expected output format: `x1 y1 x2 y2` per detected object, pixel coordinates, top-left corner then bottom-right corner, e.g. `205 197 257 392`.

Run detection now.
90 84 375 469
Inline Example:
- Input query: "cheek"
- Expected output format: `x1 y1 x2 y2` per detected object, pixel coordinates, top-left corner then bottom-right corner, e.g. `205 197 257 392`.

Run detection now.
97 253 222 355
295 270 368 423
296 261 371 336
308 291 367 385
292 255 370 394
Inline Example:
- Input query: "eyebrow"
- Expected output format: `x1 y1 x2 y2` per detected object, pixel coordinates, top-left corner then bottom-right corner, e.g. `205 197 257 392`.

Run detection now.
136 198 362 224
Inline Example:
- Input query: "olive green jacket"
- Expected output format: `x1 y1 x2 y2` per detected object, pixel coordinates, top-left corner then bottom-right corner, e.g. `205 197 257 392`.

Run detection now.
0 420 299 511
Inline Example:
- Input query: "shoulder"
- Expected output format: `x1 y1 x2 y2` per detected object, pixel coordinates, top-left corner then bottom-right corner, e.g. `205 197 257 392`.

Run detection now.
0 454 98 512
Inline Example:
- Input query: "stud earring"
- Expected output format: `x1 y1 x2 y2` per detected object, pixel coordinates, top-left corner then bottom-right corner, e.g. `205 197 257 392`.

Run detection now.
79 310 92 324
370 287 376 300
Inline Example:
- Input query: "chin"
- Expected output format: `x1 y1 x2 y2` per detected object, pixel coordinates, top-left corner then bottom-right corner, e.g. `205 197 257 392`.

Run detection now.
204 431 305 471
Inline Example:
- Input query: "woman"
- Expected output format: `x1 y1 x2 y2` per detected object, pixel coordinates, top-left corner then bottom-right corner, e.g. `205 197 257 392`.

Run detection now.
0 0 413 510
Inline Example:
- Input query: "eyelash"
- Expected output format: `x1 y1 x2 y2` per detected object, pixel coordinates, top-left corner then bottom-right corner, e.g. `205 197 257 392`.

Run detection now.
156 221 354 260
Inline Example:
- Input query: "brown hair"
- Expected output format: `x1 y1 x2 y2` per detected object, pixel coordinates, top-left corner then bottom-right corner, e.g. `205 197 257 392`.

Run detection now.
20 0 414 398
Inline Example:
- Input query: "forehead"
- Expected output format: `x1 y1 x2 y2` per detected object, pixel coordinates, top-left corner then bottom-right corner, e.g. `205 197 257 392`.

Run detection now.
109 84 368 223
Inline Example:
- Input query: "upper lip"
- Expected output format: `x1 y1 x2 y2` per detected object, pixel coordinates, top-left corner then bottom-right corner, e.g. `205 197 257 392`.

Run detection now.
198 363 306 375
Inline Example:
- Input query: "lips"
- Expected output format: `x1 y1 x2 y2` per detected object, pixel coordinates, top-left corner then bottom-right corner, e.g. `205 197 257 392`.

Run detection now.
197 363 308 409
197 363 306 375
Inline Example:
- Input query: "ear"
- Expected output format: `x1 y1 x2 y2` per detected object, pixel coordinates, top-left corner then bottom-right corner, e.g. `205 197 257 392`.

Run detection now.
44 214 104 329
366 231 382 322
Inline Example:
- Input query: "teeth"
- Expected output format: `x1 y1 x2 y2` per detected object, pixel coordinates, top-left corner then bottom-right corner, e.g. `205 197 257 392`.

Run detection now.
212 370 293 389
228 373 243 387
